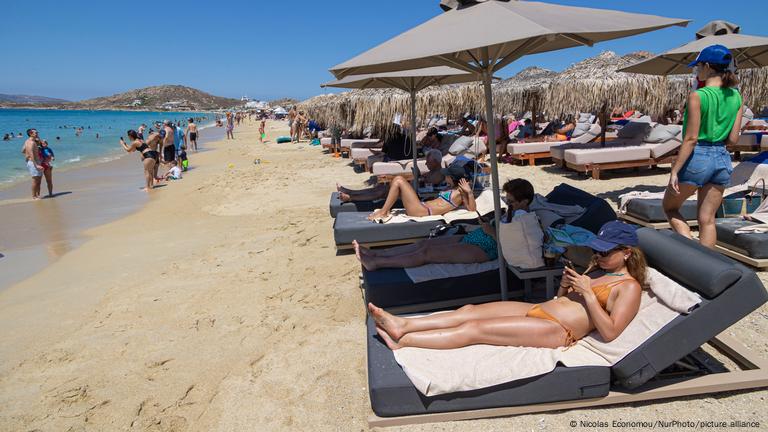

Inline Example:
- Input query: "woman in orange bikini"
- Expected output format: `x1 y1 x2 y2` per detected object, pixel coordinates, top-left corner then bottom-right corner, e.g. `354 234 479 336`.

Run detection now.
369 221 645 350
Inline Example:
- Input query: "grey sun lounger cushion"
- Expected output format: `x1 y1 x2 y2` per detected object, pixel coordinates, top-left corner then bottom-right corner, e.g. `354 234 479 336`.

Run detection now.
715 218 768 259
612 228 767 388
625 198 698 222
333 212 442 246
367 316 610 417
363 267 502 310
329 192 403 218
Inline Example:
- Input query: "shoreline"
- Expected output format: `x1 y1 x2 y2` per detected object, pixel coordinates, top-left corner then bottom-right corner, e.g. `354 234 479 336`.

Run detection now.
0 125 226 289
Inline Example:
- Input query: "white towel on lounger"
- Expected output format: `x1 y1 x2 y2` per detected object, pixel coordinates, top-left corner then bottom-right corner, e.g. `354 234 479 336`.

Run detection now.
390 268 700 396
381 189 504 224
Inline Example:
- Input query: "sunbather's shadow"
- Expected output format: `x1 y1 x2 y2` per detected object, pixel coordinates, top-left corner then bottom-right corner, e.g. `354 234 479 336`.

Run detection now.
596 185 667 207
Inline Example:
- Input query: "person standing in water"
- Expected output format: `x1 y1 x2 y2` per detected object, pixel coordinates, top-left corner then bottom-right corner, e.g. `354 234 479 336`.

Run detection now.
39 139 55 197
225 112 235 140
120 130 158 191
186 118 198 151
21 128 44 199
663 45 743 249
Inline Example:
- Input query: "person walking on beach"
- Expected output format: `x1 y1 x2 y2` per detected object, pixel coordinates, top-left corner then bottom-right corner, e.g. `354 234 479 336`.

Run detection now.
120 130 158 191
186 118 198 151
663 45 743 249
161 120 176 169
288 107 297 141
39 139 55 197
21 129 44 199
225 112 235 140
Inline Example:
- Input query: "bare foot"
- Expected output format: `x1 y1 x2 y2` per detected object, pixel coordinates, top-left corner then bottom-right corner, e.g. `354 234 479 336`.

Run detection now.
376 326 402 350
352 240 362 262
368 303 405 341
339 192 351 202
367 209 389 221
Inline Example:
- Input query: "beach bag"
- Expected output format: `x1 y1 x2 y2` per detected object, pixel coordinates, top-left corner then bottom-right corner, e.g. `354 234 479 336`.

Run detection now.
717 179 765 218
276 136 291 143
499 212 544 269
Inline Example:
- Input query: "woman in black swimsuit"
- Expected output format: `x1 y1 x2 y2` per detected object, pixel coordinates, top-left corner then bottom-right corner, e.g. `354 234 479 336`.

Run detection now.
120 129 158 191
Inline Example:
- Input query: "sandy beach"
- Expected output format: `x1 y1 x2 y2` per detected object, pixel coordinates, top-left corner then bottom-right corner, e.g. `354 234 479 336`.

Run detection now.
0 120 766 431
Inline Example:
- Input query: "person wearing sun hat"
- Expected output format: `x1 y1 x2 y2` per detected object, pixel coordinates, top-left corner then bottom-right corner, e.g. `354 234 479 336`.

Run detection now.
663 44 744 250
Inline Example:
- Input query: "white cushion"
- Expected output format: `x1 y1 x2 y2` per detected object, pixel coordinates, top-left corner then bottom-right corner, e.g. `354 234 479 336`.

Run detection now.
564 145 651 165
448 136 474 154
351 147 378 160
341 138 379 148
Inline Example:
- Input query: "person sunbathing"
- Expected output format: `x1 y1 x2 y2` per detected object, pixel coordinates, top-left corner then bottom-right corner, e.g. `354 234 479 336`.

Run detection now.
520 116 577 142
337 150 444 203
370 221 645 350
354 178 533 270
367 165 477 221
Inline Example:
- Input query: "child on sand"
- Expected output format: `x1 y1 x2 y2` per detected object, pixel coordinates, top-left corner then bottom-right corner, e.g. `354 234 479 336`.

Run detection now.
164 161 182 181
259 118 266 143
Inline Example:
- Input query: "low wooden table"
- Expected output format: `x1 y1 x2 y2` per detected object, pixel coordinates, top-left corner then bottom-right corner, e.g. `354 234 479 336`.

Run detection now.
506 262 564 300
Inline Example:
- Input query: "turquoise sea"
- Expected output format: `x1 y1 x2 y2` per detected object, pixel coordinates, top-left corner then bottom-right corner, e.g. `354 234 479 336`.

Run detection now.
0 109 216 186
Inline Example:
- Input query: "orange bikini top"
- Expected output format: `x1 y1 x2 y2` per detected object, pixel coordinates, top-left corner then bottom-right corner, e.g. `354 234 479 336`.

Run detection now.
590 279 634 309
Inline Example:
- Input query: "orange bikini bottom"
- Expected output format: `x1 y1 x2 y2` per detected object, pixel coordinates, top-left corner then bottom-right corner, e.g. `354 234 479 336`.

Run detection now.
526 304 577 347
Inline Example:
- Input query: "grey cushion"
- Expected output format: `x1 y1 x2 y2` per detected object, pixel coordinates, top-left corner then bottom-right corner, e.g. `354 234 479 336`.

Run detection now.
577 113 592 123
333 212 442 246
645 124 682 143
637 228 742 299
715 218 768 259
570 122 591 138
448 136 474 155
625 198 698 222
617 121 652 141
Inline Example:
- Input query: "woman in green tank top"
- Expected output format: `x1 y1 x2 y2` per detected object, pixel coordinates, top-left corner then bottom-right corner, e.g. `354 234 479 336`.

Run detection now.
663 45 744 249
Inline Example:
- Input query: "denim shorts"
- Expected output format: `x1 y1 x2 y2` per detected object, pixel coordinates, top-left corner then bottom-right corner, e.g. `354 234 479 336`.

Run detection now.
677 143 733 187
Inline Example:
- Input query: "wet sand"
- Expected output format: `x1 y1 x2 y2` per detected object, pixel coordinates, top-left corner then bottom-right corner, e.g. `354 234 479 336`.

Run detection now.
0 127 224 289
0 119 764 431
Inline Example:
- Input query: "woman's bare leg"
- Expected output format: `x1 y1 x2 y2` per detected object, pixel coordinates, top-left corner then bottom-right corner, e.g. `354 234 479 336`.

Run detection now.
43 168 53 196
359 236 463 258
368 176 427 220
697 183 725 248
338 184 388 202
368 301 533 341
143 159 156 191
663 183 698 239
378 316 568 350
360 242 488 270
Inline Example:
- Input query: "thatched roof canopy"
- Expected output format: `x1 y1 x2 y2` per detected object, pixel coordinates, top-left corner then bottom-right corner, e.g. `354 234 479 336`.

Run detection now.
544 51 674 118
493 66 556 115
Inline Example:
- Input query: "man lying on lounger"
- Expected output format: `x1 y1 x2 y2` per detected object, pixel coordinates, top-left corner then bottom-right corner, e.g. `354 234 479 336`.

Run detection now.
336 150 445 203
369 221 645 350
353 179 534 270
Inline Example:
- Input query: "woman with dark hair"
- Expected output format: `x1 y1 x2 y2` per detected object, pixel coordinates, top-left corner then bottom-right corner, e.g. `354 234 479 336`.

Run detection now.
370 221 646 350
663 44 743 249
120 130 158 191
367 165 477 221
355 178 534 270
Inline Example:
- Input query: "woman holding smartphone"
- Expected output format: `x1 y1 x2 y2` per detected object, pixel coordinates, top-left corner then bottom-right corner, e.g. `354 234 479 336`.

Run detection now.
120 130 158 192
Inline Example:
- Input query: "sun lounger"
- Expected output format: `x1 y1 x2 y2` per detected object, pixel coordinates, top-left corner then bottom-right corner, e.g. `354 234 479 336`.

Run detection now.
619 199 699 229
329 192 404 218
333 190 501 250
351 147 383 170
339 138 380 156
728 132 768 159
714 218 768 268
558 124 682 180
362 261 510 314
506 123 601 166
320 137 333 149
365 228 768 425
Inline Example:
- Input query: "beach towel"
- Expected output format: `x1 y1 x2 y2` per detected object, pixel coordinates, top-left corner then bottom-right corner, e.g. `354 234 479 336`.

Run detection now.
404 260 499 284
391 268 701 396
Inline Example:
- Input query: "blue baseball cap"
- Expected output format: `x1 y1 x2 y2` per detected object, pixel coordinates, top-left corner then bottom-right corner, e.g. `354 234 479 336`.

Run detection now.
587 221 639 252
688 44 733 68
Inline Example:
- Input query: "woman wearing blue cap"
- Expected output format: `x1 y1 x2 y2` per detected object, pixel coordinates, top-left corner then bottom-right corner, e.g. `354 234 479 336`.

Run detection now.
369 221 647 350
663 44 743 248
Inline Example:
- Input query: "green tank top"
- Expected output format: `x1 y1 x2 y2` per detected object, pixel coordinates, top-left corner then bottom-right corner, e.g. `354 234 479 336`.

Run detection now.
682 86 742 143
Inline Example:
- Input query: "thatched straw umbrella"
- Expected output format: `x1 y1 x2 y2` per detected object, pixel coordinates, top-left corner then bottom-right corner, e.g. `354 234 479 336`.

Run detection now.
493 66 556 116
544 51 675 119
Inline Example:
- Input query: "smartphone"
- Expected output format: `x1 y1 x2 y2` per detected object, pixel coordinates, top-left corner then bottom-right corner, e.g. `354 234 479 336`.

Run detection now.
562 258 576 271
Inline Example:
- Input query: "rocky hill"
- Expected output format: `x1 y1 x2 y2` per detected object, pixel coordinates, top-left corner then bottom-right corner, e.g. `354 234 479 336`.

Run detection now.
68 85 241 110
0 94 69 104
269 97 299 108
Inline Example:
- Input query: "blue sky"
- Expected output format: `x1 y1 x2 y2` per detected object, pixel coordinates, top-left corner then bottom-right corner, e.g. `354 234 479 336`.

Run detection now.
1 0 765 102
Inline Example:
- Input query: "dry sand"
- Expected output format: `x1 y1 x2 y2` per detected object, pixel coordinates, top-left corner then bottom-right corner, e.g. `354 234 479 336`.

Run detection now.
0 120 765 431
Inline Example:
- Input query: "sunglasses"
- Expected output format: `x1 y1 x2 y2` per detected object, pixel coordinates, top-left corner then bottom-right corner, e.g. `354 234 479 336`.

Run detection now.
593 247 622 257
